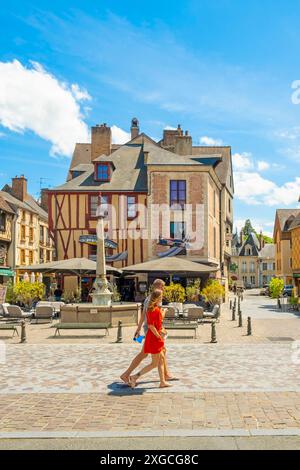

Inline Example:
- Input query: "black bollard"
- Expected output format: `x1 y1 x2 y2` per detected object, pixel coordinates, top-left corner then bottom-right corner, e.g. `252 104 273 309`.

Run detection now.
20 320 27 343
238 312 243 328
229 300 232 310
211 322 217 343
247 317 252 336
116 320 123 343
232 306 236 321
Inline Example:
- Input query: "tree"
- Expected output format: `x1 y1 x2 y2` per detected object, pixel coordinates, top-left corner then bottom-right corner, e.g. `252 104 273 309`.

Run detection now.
269 278 284 308
201 280 225 306
163 282 186 303
242 219 255 237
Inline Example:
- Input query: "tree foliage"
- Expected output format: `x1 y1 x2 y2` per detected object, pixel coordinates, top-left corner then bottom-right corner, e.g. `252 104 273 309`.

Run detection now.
163 282 186 303
269 278 284 299
13 281 45 308
201 280 224 305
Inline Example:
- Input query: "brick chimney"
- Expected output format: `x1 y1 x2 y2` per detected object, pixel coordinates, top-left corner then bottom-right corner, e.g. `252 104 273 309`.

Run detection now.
91 123 111 161
162 124 182 150
175 130 192 155
131 117 140 140
40 189 49 212
11 175 27 201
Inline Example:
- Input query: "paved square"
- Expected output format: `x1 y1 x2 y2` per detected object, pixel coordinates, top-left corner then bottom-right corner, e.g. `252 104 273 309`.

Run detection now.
0 291 300 436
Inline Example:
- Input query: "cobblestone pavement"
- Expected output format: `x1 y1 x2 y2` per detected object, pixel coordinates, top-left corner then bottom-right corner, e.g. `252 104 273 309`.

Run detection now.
0 343 300 394
1 392 300 433
0 291 300 436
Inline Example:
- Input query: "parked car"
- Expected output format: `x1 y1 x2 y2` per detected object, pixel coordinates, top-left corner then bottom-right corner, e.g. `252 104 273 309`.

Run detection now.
283 285 294 297
260 285 269 296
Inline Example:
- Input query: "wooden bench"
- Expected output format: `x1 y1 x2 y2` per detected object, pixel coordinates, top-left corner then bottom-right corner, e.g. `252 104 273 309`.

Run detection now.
0 323 19 337
164 322 198 338
51 322 110 337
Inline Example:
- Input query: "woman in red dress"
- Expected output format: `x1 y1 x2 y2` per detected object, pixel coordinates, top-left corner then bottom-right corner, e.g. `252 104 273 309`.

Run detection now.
129 289 172 389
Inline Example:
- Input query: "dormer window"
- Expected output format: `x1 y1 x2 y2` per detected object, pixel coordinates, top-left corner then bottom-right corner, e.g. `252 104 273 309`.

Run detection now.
95 163 110 181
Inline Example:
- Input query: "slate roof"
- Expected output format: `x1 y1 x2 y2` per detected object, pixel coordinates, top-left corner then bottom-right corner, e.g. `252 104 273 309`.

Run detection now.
259 243 275 259
288 212 300 230
192 146 233 195
275 209 300 232
55 144 148 192
0 195 15 214
60 130 234 195
0 188 48 221
237 232 260 257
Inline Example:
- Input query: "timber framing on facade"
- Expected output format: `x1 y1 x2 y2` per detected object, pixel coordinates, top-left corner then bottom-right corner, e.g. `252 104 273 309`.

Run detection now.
45 119 234 288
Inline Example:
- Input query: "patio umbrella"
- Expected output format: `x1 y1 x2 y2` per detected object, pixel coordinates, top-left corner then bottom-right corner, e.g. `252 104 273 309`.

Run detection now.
23 272 29 282
123 256 218 275
30 272 36 283
38 273 43 283
20 257 122 275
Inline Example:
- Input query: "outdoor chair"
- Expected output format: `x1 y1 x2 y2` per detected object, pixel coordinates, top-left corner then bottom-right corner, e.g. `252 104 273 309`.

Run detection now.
203 304 220 322
32 305 54 324
164 306 177 321
185 307 204 323
0 303 10 317
6 305 32 320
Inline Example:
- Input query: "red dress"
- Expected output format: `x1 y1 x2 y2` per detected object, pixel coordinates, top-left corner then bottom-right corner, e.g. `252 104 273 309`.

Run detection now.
144 306 165 354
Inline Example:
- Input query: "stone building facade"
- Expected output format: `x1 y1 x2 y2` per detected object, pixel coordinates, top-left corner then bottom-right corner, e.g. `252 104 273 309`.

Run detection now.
231 231 275 288
0 176 54 281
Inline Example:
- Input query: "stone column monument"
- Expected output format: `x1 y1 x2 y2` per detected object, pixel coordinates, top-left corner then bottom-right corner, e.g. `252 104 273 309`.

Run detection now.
91 205 112 306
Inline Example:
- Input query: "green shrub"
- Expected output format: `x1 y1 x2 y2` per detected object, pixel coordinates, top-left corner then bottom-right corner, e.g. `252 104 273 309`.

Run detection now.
164 282 186 303
269 278 284 308
201 280 225 306
13 281 45 308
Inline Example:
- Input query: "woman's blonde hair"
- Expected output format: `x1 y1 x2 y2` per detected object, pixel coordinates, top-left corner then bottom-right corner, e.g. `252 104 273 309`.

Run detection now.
148 289 163 312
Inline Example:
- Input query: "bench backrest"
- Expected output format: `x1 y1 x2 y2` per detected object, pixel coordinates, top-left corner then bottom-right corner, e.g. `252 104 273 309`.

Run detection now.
7 305 23 317
165 306 176 319
35 305 54 318
187 307 204 320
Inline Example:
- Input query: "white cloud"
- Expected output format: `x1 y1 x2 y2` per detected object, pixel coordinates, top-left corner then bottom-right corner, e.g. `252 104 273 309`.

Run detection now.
234 171 300 206
0 59 90 156
200 136 223 146
257 160 270 171
71 83 91 101
111 125 130 144
232 152 253 171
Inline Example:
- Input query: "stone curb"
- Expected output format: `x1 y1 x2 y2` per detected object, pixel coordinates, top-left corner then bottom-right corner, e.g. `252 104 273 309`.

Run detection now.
0 428 300 439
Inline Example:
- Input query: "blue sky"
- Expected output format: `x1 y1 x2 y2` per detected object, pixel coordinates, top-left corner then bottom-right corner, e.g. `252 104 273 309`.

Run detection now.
1 0 300 236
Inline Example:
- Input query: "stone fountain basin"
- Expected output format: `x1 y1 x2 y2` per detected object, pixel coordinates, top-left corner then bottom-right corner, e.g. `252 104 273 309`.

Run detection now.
60 303 141 327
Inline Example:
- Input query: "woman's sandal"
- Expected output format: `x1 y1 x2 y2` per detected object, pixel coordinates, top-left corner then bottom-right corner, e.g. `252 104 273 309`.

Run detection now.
128 375 138 388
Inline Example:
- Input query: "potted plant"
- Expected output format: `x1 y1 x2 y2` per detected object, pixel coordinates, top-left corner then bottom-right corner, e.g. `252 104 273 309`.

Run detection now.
201 280 225 308
163 282 186 312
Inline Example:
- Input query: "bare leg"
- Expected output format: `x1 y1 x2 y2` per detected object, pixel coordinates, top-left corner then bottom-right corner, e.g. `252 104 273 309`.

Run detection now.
158 353 171 388
120 347 148 384
129 354 160 387
162 347 178 381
